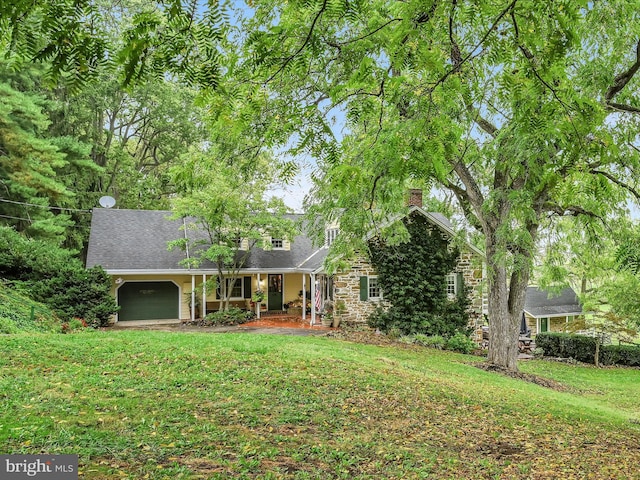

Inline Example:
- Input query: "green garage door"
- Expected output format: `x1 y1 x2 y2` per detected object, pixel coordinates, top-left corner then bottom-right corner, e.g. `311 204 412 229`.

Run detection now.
118 281 179 321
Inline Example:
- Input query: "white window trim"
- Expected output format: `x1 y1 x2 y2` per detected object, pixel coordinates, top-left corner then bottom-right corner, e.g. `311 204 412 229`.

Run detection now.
271 238 284 250
325 228 339 246
446 273 457 296
368 275 382 300
217 277 244 300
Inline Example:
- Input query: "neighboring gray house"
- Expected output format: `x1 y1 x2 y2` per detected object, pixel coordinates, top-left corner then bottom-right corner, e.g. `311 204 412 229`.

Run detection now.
523 286 583 335
86 199 485 325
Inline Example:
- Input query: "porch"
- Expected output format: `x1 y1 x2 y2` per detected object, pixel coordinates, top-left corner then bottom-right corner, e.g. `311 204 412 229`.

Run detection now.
186 272 332 324
241 312 332 330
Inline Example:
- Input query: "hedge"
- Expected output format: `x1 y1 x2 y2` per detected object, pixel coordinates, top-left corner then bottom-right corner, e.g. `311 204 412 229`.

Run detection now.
536 333 640 367
599 345 640 367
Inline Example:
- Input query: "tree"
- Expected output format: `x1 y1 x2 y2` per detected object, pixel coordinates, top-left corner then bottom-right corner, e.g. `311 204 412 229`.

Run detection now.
0 0 225 89
0 79 92 242
169 151 298 311
238 0 640 371
536 217 640 333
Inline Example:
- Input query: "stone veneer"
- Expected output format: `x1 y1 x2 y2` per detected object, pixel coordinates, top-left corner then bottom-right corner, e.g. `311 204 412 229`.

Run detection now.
333 250 485 328
455 252 485 330
333 254 383 325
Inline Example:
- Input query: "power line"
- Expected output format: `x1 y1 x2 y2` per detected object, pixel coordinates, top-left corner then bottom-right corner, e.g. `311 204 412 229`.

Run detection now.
0 198 92 213
0 214 32 222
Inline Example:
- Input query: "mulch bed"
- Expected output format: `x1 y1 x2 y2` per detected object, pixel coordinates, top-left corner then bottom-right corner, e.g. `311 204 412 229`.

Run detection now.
474 362 570 391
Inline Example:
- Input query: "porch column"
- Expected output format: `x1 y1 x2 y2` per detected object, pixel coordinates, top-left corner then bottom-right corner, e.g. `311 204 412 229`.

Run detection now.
191 275 196 322
202 274 207 318
310 273 316 325
257 273 261 319
302 274 306 321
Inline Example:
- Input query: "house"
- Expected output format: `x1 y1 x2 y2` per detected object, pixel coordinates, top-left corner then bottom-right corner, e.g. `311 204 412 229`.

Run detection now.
523 286 582 335
85 192 486 327
85 208 326 324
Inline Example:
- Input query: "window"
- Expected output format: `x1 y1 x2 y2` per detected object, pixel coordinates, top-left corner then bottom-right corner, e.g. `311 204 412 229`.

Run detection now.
325 228 339 246
360 276 382 301
229 278 242 298
217 277 243 299
271 238 284 249
446 274 457 296
368 276 381 300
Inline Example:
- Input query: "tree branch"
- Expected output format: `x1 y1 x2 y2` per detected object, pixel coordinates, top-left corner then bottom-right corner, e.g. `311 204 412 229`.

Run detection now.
325 18 402 48
265 0 328 84
591 169 640 201
543 202 605 220
446 181 483 231
430 0 518 93
605 39 640 102
606 101 640 114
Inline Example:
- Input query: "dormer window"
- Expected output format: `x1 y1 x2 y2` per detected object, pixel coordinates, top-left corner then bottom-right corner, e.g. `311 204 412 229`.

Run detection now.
325 228 339 246
271 238 284 249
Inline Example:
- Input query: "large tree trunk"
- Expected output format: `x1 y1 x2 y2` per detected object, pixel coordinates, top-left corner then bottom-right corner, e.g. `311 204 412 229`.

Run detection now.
485 234 531 371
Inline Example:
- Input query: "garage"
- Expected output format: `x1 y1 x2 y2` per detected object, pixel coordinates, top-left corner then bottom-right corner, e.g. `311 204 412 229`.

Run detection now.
117 281 179 321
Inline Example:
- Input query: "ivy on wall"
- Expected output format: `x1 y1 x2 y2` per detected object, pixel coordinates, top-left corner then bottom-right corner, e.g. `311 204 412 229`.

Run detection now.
367 212 471 337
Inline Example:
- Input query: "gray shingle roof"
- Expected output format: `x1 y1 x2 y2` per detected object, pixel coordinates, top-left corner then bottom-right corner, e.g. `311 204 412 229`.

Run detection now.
524 286 582 318
86 207 468 274
86 209 187 270
86 208 326 273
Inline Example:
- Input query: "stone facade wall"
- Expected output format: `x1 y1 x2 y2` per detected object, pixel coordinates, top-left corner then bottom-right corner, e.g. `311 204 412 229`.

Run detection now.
334 250 486 328
333 254 387 324
455 252 486 331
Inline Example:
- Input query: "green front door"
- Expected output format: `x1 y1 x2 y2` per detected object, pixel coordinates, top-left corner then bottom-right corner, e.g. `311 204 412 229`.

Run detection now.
539 317 549 333
267 274 283 311
118 281 179 321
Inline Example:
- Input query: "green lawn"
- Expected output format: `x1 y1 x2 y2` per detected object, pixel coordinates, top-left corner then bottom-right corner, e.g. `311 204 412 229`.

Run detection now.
1 330 640 479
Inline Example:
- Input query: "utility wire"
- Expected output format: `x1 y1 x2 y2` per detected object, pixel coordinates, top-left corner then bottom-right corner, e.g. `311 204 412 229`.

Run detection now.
0 214 32 222
0 198 92 213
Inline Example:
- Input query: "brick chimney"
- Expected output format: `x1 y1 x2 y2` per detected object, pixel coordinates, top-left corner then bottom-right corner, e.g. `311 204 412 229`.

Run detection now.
407 188 423 208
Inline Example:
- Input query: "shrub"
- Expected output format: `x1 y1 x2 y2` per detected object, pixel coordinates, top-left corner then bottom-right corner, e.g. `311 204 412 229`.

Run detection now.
444 331 476 354
536 333 640 367
600 345 640 367
30 265 118 327
413 334 446 349
387 326 402 339
203 307 255 326
0 226 73 280
61 318 90 334
532 347 545 359
0 227 118 327
535 333 597 363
